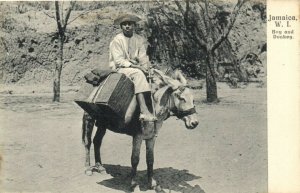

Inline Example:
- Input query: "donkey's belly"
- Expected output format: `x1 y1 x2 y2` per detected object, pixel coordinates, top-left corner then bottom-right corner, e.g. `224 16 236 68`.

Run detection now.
107 124 140 136
95 95 155 138
105 121 155 139
95 97 141 136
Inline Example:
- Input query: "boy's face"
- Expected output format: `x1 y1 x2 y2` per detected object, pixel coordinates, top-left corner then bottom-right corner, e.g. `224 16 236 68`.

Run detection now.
121 21 135 37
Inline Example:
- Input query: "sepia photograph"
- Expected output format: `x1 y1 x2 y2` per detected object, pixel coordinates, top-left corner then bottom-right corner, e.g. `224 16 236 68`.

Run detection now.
0 0 297 193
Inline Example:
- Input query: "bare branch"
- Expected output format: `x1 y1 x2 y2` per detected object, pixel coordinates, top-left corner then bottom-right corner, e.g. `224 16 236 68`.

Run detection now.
191 8 206 41
184 0 190 27
43 11 55 20
195 1 208 37
164 9 206 48
211 0 248 52
62 1 75 32
174 1 185 17
67 10 92 26
61 2 64 25
174 0 190 30
155 0 207 49
55 1 63 34
204 0 214 37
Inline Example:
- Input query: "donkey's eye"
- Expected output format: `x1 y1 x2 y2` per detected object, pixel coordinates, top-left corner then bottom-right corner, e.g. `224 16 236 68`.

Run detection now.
178 95 186 102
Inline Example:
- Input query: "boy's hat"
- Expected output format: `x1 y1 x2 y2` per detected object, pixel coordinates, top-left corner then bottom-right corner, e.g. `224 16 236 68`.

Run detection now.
114 13 141 25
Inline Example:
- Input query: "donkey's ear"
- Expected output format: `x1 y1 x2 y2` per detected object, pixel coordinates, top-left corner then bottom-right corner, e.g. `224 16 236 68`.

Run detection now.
152 69 165 80
172 69 187 86
164 77 182 90
152 69 181 90
153 86 173 106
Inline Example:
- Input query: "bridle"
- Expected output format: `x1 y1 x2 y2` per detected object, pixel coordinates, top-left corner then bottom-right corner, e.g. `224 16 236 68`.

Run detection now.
172 107 196 119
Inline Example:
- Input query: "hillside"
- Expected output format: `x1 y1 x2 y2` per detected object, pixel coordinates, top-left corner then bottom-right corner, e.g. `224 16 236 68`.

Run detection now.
0 1 266 86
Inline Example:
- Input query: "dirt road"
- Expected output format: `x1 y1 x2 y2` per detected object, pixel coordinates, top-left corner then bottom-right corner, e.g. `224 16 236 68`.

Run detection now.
0 83 267 193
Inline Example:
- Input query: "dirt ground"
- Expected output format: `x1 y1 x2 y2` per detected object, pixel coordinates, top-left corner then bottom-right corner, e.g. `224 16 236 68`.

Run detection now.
0 83 267 193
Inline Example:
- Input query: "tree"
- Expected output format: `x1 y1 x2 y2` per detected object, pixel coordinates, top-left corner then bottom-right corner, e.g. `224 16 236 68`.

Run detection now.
43 1 95 102
53 1 75 102
149 0 248 102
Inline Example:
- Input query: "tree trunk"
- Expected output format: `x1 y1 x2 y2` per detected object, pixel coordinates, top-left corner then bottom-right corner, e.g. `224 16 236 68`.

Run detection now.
53 35 64 102
206 51 218 102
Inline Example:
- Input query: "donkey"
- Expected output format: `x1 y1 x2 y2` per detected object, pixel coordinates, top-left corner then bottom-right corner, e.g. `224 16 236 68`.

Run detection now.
82 69 198 191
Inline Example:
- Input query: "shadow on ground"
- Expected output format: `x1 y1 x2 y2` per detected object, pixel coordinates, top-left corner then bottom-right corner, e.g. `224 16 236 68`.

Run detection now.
97 164 205 193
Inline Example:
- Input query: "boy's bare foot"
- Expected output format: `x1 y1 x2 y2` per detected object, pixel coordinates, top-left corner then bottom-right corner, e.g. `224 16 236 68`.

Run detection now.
139 113 157 122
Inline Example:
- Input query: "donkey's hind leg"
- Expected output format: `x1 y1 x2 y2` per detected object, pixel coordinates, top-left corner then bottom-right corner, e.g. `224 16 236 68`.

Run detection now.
93 125 107 174
82 112 95 175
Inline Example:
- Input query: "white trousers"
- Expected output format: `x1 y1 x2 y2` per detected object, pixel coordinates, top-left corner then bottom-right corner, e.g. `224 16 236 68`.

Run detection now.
117 67 151 94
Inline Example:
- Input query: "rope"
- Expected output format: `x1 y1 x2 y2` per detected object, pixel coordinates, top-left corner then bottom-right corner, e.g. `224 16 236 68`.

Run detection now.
148 67 156 117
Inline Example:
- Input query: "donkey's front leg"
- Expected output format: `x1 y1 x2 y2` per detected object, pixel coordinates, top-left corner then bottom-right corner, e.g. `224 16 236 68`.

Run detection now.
130 134 143 191
82 112 95 176
146 137 158 190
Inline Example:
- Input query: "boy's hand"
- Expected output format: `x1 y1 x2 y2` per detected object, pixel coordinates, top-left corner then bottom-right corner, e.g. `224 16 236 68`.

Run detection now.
131 64 148 74
130 57 139 65
130 59 138 65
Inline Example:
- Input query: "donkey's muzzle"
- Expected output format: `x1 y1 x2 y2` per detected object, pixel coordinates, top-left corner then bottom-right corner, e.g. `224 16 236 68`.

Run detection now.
183 115 198 129
191 120 198 129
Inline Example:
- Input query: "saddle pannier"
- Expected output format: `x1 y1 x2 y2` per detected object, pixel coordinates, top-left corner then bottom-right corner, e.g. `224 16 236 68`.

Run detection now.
75 73 135 121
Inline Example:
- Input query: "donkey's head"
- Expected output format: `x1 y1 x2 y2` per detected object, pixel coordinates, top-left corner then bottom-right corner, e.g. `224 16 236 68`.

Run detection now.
170 85 198 129
152 69 198 129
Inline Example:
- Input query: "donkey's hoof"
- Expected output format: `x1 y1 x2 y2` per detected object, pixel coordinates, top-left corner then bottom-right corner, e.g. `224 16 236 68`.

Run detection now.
130 181 140 192
93 163 106 174
130 184 140 192
85 168 93 176
155 185 164 193
148 179 157 189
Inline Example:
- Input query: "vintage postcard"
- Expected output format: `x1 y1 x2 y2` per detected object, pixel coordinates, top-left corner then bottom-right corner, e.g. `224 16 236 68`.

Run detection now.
0 0 299 193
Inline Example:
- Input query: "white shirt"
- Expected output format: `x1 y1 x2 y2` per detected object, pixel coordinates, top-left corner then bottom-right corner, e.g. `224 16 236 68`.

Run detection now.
109 33 150 70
